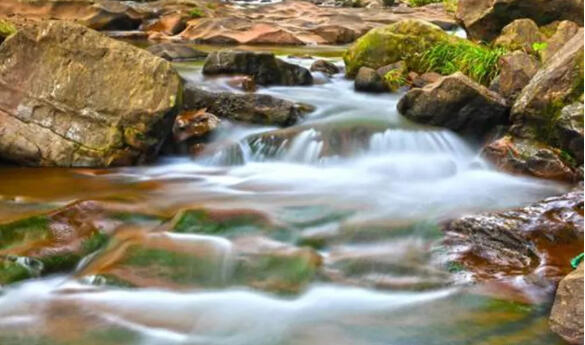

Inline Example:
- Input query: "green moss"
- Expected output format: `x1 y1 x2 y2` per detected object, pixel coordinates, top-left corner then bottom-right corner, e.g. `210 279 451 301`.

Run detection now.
120 246 223 286
0 216 50 250
173 209 269 237
0 257 33 285
189 8 205 18
234 253 317 293
0 20 16 39
343 19 453 77
407 0 442 6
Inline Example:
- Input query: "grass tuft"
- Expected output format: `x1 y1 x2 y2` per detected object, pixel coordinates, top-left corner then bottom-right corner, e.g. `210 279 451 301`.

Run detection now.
415 40 506 85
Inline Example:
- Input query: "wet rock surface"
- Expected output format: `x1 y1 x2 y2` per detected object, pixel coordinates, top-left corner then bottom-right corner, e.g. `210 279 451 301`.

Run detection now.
443 189 584 283
483 135 579 182
0 20 182 167
183 84 309 126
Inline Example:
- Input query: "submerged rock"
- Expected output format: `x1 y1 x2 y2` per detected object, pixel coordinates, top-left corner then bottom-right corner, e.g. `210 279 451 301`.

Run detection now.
343 19 454 77
397 72 509 138
443 189 584 282
456 0 584 41
0 20 182 167
482 135 579 182
146 43 208 61
202 51 313 86
183 84 308 126
550 262 584 345
0 200 158 285
79 225 321 293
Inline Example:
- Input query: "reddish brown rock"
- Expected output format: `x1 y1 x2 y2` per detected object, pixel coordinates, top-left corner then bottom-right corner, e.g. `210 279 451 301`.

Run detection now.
0 0 144 31
483 135 578 182
173 109 220 143
178 1 456 45
443 189 584 282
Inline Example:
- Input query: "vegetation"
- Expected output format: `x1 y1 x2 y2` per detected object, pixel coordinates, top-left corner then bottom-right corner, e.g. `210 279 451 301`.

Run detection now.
416 40 507 85
384 69 407 91
0 20 16 39
189 8 205 18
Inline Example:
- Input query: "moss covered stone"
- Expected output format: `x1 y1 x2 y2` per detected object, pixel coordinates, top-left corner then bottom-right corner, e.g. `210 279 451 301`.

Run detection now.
343 19 454 77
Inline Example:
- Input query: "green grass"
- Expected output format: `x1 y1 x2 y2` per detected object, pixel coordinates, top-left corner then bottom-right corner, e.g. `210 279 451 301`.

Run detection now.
384 69 407 92
407 0 441 6
416 40 507 85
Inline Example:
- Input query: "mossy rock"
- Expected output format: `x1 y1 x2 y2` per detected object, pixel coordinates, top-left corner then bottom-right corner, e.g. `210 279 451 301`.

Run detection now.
343 19 455 77
172 208 281 238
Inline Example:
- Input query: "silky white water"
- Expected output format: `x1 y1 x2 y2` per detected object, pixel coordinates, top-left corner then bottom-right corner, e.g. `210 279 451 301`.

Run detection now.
0 54 569 345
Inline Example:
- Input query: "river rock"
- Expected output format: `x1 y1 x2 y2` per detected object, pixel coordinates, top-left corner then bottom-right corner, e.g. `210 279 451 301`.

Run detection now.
203 51 313 86
172 109 220 143
555 102 585 164
456 0 584 41
0 200 158 285
540 20 580 63
409 71 442 88
0 20 182 167
143 13 187 36
178 0 456 45
494 19 545 54
482 135 578 182
183 84 308 126
343 19 454 77
146 43 208 61
397 72 509 138
550 262 584 345
0 0 144 31
310 59 340 75
497 51 540 101
79 225 321 293
511 29 584 153
354 67 387 92
443 189 584 282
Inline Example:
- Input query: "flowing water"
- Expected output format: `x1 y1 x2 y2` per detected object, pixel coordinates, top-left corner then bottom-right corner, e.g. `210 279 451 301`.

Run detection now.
0 49 570 345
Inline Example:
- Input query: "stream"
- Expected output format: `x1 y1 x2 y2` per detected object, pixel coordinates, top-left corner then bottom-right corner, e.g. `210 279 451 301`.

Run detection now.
0 47 570 345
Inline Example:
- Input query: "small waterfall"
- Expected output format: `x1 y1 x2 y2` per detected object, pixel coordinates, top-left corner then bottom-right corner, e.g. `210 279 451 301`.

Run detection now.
281 129 324 163
369 128 474 158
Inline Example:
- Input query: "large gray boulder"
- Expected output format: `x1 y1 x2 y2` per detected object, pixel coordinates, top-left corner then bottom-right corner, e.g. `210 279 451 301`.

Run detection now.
0 20 182 167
